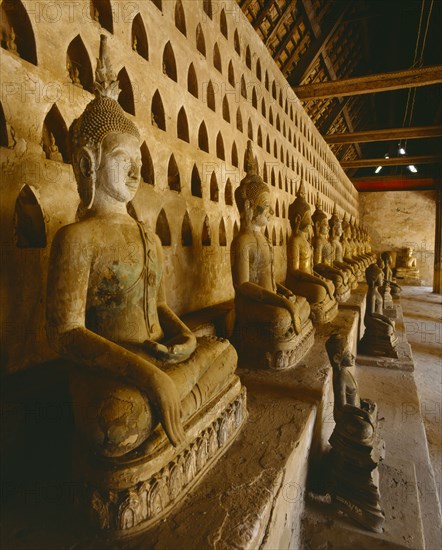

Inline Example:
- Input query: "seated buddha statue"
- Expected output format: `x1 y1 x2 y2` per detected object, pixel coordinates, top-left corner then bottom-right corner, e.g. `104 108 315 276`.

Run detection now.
326 333 385 533
46 36 244 532
328 204 357 290
231 141 314 370
311 196 351 303
359 264 398 358
350 219 370 269
395 246 421 284
341 214 363 281
285 181 338 324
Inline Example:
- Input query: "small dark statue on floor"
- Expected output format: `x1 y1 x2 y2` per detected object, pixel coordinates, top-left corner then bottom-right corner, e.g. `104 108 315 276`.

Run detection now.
326 333 385 533
359 263 399 358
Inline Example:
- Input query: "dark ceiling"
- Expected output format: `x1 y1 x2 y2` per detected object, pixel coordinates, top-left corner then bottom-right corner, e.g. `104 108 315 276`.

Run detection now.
239 0 442 191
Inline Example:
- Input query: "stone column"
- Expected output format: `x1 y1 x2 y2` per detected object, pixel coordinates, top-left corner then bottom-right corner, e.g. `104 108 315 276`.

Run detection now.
433 188 442 294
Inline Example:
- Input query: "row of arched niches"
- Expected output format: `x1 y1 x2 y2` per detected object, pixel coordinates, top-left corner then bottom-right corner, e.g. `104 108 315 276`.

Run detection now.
2 0 359 254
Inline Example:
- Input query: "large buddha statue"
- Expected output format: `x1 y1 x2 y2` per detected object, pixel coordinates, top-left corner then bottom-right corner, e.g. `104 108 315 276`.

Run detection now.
285 181 338 324
341 214 363 281
328 204 357 290
46 36 246 532
326 333 385 533
359 264 398 358
311 196 351 303
395 246 421 285
231 142 314 370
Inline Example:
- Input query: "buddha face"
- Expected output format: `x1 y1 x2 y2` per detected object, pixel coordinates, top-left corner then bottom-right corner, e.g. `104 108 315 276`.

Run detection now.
95 132 142 204
252 191 273 227
319 218 328 236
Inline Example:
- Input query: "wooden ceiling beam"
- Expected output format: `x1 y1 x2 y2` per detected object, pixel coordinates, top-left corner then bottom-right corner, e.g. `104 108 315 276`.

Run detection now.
325 125 442 144
352 176 439 192
287 1 350 85
252 1 274 29
265 0 297 46
240 0 254 11
293 65 442 100
341 154 442 168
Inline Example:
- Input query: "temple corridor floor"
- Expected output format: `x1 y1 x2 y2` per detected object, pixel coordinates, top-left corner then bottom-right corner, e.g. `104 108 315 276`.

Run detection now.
400 286 442 511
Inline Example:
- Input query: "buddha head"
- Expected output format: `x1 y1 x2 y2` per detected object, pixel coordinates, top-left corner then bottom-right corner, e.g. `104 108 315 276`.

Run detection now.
235 141 272 228
289 180 312 234
311 195 329 238
366 263 384 288
70 36 141 215
381 251 392 266
329 203 342 238
326 333 355 370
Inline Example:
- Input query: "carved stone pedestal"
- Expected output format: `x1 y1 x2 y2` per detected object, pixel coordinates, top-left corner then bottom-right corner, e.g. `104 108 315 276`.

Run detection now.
335 286 351 304
234 318 315 370
74 377 247 535
329 406 385 533
310 298 338 324
359 329 399 359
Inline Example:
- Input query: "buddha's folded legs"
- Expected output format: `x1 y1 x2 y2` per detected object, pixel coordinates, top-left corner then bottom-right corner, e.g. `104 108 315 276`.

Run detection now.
69 337 237 458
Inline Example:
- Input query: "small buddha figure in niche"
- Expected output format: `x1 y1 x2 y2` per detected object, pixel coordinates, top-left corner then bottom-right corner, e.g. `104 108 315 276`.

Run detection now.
311 195 350 303
6 26 18 54
326 333 385 533
285 181 337 324
340 214 363 281
67 60 82 87
328 204 357 290
231 141 313 370
46 132 63 162
380 251 401 298
46 36 240 460
132 35 138 52
359 264 398 358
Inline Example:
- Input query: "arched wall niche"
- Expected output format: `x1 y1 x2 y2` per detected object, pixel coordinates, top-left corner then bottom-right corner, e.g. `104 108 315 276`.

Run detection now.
42 104 70 163
177 107 190 143
225 179 233 205
163 41 177 82
222 96 230 122
231 142 238 168
168 154 181 192
210 172 219 202
256 59 262 81
196 24 206 56
131 13 149 61
117 68 135 115
245 46 251 69
0 0 37 65
219 218 227 246
181 212 192 246
247 119 253 140
228 61 235 86
240 76 247 99
90 0 113 34
66 35 93 93
213 43 222 73
198 122 209 152
203 0 212 19
13 185 46 248
174 0 187 36
151 90 166 131
156 209 171 246
220 9 228 39
234 29 240 55
140 142 155 185
187 63 198 98
191 164 202 197
202 216 211 246
233 221 239 239
207 81 216 111
236 108 243 132
0 102 9 147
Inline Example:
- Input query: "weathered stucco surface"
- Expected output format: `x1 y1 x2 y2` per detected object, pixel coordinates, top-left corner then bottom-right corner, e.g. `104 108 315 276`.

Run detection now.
359 190 436 286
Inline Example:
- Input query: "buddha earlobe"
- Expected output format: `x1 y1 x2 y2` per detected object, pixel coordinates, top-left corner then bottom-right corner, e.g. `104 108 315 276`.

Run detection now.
78 149 96 210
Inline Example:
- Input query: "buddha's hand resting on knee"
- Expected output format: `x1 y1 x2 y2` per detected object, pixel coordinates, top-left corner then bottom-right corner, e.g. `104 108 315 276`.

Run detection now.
149 370 185 447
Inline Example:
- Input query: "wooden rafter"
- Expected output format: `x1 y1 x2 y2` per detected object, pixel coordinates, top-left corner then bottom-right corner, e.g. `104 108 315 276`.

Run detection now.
352 176 439 192
252 1 274 29
265 0 297 46
325 125 442 144
287 1 350 85
293 65 442 100
341 154 442 168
